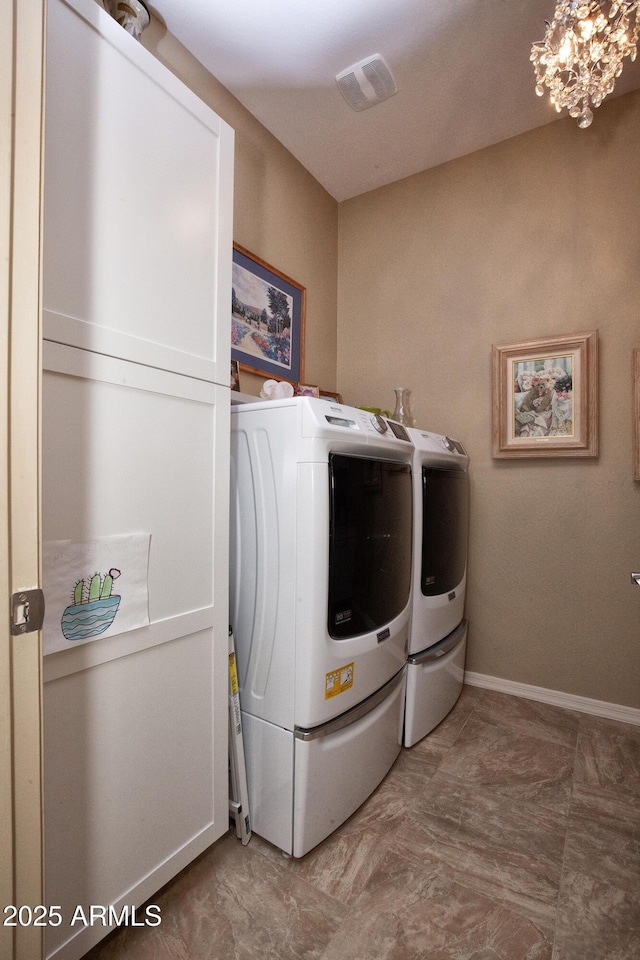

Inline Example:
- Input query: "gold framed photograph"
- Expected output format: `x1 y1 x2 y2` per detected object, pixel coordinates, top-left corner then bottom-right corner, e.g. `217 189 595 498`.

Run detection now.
492 330 598 458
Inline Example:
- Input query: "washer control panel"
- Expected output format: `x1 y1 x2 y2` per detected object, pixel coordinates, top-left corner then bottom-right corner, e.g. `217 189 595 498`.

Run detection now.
371 414 388 434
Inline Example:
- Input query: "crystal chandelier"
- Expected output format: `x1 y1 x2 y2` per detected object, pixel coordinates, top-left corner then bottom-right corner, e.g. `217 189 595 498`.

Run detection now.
531 1 640 128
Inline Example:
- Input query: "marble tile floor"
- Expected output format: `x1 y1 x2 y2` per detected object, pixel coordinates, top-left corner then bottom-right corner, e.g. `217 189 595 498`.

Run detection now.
85 686 640 960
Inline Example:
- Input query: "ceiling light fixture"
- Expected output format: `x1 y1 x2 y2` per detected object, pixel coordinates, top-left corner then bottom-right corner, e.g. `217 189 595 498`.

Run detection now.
531 0 640 128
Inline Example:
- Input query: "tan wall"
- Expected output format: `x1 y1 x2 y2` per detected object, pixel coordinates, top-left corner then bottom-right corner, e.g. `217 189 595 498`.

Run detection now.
142 11 640 709
337 91 640 709
142 18 338 397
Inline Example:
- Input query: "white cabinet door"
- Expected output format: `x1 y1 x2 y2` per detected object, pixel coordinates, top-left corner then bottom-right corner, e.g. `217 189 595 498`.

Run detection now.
43 0 234 385
42 2 234 958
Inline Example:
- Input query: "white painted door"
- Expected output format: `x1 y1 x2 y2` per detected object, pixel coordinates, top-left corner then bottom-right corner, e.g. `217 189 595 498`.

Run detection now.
40 3 234 958
0 3 46 960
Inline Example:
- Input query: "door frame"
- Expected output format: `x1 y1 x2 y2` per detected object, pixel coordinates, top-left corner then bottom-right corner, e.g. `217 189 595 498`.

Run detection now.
1 2 45 959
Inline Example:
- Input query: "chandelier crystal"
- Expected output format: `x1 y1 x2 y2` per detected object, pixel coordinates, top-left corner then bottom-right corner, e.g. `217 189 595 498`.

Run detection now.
531 1 640 128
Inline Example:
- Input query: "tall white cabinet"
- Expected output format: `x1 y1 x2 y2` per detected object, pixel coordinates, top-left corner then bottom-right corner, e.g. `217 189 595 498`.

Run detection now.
41 2 234 958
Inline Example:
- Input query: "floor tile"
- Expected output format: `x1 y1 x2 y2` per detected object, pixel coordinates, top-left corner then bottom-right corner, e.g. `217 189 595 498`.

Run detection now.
250 825 393 909
372 732 452 816
85 834 345 960
472 691 581 748
434 714 576 814
574 713 640 805
392 774 566 930
319 849 553 960
570 780 640 825
562 802 640 896
552 869 640 960
79 688 640 960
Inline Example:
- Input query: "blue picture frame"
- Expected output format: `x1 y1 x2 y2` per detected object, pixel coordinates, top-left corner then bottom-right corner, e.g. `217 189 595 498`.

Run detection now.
231 244 305 382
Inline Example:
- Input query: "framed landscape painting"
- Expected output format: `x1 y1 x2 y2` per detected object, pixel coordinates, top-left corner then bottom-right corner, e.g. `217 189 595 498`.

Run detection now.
231 244 305 382
492 330 598 458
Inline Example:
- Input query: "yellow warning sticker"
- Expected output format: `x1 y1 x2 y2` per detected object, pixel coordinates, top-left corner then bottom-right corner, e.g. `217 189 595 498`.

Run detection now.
229 652 239 695
325 662 355 699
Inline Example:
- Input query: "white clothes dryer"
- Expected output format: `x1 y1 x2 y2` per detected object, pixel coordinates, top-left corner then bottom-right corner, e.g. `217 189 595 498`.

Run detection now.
230 396 414 856
404 427 470 747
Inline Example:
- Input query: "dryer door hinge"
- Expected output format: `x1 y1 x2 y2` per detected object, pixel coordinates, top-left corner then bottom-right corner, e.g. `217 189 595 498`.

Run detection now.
10 589 45 636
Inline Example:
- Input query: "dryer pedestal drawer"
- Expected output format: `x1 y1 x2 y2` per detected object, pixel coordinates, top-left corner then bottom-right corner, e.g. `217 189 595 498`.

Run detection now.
293 669 405 858
403 620 467 748
241 669 405 857
240 712 294 855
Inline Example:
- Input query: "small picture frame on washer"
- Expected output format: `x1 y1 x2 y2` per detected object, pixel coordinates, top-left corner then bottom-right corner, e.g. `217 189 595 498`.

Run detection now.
230 359 240 392
295 383 320 398
319 389 343 403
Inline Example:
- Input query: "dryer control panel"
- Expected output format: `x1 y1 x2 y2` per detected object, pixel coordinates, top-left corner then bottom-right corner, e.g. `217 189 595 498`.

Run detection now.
326 406 413 444
441 435 466 456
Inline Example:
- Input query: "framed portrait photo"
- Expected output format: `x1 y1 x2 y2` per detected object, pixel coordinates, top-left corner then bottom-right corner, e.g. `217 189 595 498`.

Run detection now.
230 359 240 392
492 330 598 458
319 389 343 403
294 383 319 398
231 243 305 382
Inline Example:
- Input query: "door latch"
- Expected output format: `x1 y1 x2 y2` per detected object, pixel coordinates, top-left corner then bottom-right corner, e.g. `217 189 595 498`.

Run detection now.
632 573 640 586
10 589 45 635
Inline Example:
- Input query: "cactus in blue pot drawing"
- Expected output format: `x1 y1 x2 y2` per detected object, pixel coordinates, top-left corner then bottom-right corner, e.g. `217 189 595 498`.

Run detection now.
61 568 122 641
88 573 102 603
100 569 117 599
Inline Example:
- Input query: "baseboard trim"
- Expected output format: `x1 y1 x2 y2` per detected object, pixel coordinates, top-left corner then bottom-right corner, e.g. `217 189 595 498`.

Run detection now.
464 671 640 727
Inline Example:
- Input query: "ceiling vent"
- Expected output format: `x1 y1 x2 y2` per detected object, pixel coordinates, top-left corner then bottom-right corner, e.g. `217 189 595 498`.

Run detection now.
336 55 398 112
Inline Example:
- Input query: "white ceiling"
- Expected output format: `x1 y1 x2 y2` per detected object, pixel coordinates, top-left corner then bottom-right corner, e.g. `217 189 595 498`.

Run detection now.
149 0 640 201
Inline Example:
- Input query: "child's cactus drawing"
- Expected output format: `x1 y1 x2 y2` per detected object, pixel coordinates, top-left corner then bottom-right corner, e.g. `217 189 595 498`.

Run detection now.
61 568 122 641
100 572 115 598
88 573 102 603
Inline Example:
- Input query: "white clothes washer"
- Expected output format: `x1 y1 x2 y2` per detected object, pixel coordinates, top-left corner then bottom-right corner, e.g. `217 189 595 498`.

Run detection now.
230 396 414 856
403 427 469 747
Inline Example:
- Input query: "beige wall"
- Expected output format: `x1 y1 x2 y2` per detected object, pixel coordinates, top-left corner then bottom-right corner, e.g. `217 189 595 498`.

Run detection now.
142 18 339 398
142 11 639 709
337 91 640 709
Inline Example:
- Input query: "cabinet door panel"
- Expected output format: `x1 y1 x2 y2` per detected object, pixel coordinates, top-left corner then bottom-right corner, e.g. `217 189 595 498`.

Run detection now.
44 629 220 959
42 350 222 622
42 3 234 956
42 348 230 960
44 0 234 385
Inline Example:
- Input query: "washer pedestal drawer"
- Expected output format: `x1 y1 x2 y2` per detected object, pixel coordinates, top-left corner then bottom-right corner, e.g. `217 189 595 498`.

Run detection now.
403 620 467 748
